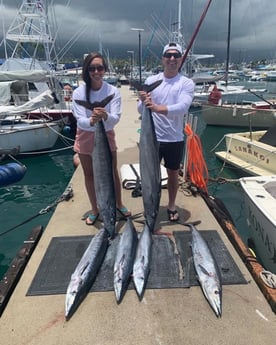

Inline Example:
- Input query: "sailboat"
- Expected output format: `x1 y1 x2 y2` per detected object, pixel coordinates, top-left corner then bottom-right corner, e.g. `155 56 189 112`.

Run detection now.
0 0 73 154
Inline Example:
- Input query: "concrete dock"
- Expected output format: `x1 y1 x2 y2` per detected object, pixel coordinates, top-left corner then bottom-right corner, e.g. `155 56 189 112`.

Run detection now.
1 86 276 345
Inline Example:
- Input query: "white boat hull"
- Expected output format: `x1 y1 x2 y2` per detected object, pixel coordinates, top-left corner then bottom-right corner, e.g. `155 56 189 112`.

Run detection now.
215 130 276 175
0 119 65 153
240 175 276 273
202 103 276 128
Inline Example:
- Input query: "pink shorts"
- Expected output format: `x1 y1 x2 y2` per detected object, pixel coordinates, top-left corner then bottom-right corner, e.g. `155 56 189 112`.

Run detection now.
73 128 117 155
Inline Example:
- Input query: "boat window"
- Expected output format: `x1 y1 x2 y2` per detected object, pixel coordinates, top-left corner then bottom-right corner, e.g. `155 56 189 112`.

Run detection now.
28 82 38 91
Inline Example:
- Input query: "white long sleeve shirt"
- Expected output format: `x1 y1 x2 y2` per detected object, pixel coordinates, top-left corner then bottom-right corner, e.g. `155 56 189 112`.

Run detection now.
137 72 195 142
72 82 121 132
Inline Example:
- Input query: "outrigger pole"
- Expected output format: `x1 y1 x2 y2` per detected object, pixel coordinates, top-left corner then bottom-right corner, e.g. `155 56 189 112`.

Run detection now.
179 0 213 71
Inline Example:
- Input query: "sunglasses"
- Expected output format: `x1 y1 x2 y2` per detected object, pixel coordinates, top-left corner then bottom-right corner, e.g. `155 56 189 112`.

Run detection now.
163 52 182 59
88 65 105 72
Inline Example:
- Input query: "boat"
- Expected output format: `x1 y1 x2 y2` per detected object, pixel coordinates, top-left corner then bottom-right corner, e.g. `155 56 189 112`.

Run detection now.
215 126 276 176
0 0 76 128
201 100 276 128
265 71 276 82
239 175 276 274
0 117 66 154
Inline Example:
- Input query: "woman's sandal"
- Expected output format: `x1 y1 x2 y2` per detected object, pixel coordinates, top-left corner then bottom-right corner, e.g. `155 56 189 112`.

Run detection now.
117 206 131 218
85 213 99 225
167 209 179 222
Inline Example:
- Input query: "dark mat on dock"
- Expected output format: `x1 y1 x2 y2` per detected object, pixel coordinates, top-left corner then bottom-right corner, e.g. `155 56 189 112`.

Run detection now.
27 230 246 296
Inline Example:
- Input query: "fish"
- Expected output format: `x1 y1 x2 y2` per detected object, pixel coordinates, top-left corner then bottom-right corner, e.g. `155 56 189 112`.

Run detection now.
131 80 162 232
132 222 152 299
65 228 109 321
75 94 115 110
185 222 222 317
76 94 116 238
113 217 138 303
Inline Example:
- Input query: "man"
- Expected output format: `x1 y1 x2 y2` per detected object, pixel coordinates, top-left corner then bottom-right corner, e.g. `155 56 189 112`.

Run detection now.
137 42 195 221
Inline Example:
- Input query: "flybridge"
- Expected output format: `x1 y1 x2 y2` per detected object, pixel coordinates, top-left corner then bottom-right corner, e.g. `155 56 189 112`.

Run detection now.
3 0 54 63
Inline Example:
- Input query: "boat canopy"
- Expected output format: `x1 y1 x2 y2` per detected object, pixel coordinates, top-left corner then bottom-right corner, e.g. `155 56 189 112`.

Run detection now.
0 70 49 83
0 90 55 117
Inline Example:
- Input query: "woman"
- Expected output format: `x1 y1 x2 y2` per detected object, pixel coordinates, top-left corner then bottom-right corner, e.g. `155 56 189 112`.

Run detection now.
72 52 131 225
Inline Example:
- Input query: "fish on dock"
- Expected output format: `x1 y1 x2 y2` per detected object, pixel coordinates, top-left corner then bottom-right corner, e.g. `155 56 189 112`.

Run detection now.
185 222 222 317
131 80 162 232
75 95 117 238
113 217 138 303
65 228 109 321
132 223 152 299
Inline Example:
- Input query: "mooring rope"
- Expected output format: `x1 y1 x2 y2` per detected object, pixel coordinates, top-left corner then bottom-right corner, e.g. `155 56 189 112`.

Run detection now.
0 183 73 237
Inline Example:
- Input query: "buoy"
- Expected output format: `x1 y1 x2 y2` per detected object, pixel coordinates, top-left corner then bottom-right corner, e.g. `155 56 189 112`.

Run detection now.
0 162 27 187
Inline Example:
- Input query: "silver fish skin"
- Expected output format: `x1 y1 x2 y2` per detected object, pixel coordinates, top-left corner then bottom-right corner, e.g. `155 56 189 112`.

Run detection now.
133 223 152 299
92 118 116 238
138 81 162 232
113 217 138 303
65 228 109 321
188 223 222 317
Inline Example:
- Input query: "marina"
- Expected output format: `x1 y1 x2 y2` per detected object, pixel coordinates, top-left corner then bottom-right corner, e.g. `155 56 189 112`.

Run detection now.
1 86 276 344
1 1 276 343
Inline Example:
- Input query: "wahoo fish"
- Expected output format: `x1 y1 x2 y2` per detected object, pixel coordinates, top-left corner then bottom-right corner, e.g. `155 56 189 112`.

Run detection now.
76 94 116 238
131 80 162 232
75 94 115 110
113 217 138 303
185 222 222 317
132 223 152 299
65 228 109 321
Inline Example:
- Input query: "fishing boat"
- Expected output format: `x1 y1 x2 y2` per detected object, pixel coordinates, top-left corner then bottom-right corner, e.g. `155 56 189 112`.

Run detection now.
0 0 76 128
215 126 276 176
239 175 276 274
201 100 276 128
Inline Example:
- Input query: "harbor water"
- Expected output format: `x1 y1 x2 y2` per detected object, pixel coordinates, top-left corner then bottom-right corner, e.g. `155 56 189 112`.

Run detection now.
1 80 276 280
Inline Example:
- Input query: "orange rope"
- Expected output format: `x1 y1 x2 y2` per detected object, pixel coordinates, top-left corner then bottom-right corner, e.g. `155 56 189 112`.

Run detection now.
184 123 209 193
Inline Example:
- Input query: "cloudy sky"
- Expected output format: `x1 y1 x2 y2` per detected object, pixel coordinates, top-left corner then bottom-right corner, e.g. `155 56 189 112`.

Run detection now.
1 0 275 64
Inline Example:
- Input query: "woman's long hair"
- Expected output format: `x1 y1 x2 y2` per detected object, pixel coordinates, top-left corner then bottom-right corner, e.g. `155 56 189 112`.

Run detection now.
82 52 108 102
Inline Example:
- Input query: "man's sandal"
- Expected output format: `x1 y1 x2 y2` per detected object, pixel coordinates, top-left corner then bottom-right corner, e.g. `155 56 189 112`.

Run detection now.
167 209 179 222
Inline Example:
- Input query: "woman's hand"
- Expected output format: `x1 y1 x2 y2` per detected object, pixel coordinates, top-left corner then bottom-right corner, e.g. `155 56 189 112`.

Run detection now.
90 107 108 126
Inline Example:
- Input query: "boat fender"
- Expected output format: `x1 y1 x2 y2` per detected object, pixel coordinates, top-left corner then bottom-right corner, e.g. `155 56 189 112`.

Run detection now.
232 105 237 117
0 162 27 187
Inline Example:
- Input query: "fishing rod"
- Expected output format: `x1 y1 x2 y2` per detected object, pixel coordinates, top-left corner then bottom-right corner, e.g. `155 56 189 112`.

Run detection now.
179 0 213 71
247 89 276 108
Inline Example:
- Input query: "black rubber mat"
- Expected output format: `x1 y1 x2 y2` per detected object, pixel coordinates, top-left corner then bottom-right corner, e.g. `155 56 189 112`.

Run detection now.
27 230 246 296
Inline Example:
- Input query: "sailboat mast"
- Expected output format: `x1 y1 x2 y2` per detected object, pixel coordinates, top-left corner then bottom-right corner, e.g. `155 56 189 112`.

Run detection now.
225 0 232 86
178 0 182 43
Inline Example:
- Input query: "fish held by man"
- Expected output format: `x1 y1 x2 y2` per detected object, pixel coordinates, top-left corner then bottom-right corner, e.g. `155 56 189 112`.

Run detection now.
113 217 138 303
133 222 152 299
65 228 109 321
131 80 162 232
185 222 222 317
76 94 117 238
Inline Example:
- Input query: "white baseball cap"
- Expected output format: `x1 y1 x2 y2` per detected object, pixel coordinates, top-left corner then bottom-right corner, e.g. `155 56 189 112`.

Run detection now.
162 42 183 55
